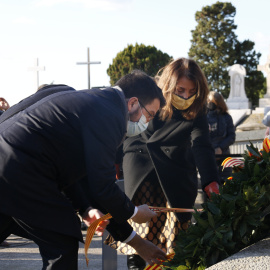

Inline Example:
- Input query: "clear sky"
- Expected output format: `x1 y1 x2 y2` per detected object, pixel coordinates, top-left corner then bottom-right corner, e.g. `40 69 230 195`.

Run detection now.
0 0 269 105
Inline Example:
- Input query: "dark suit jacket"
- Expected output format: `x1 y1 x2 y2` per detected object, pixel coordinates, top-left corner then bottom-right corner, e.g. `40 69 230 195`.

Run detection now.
0 85 134 242
123 109 220 222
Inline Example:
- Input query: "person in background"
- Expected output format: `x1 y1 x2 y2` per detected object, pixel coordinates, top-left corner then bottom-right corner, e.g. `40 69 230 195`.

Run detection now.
37 83 49 91
0 71 167 270
0 97 10 115
207 91 236 183
262 109 270 138
106 58 220 270
265 127 270 138
0 97 10 246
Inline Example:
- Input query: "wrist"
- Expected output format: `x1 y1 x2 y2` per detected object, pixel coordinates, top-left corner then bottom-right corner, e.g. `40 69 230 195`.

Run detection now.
126 234 143 248
122 231 136 243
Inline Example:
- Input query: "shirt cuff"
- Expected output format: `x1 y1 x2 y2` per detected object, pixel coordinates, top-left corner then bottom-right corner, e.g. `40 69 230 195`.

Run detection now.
122 230 136 243
130 206 138 219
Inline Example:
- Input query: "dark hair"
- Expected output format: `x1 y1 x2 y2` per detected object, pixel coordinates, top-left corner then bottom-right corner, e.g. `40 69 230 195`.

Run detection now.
157 58 209 120
208 91 228 114
115 70 165 108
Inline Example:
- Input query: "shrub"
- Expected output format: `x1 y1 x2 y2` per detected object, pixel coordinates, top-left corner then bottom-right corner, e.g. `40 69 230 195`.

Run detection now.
166 139 270 270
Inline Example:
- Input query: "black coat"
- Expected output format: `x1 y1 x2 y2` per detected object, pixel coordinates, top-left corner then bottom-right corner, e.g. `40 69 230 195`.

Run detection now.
207 110 235 154
123 110 219 222
0 85 134 241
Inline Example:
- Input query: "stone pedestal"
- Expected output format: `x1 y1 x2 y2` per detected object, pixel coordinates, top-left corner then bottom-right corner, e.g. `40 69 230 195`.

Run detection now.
206 238 270 270
226 97 251 109
259 98 270 108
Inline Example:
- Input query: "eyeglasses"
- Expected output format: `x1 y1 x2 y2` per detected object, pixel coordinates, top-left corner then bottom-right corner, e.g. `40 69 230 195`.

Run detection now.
139 100 155 120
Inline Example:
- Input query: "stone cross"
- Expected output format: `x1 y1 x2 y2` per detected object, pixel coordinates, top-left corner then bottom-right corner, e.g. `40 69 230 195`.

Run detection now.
28 58 45 90
257 52 270 98
76 47 101 89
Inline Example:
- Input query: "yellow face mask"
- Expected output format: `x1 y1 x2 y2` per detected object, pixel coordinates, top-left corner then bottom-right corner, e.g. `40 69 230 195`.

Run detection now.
171 93 197 111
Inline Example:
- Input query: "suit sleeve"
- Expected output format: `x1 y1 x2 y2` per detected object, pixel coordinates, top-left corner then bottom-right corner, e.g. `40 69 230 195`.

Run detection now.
191 113 220 188
64 175 134 241
66 176 134 241
106 219 133 242
62 179 93 216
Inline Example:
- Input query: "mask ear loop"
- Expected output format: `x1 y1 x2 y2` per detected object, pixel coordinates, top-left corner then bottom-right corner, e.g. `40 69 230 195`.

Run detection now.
138 102 146 122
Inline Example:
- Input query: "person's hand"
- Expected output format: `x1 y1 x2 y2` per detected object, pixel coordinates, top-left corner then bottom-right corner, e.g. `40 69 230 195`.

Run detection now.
82 209 110 236
0 98 10 112
131 204 157 224
127 234 166 266
204 181 219 198
215 147 222 155
265 127 270 138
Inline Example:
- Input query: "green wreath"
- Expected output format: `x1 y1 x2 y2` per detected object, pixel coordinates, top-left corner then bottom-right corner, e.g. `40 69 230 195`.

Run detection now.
165 139 270 270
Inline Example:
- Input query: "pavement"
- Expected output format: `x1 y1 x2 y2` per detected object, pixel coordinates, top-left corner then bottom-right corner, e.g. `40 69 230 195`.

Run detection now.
0 231 128 270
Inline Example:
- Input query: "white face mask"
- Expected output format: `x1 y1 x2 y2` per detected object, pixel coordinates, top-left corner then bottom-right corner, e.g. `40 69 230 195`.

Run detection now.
126 112 148 137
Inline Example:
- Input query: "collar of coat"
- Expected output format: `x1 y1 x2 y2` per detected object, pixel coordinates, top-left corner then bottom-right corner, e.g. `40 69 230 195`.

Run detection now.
141 112 187 144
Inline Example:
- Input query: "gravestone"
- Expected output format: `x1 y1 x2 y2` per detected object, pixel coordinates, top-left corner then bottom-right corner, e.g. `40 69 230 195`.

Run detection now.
226 64 250 109
258 52 270 107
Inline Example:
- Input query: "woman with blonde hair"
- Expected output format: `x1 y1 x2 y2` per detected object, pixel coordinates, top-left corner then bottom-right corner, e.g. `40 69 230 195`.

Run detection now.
107 58 220 269
207 91 235 182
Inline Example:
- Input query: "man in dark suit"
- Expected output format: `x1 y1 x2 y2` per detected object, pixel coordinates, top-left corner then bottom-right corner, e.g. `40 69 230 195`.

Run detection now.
0 70 166 269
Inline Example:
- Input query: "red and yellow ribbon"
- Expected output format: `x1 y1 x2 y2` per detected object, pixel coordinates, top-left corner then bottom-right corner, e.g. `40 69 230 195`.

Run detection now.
84 213 112 266
221 157 244 169
263 137 270 153
144 252 175 270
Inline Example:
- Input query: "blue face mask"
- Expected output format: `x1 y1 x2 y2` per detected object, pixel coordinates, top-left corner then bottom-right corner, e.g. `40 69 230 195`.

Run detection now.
126 112 148 137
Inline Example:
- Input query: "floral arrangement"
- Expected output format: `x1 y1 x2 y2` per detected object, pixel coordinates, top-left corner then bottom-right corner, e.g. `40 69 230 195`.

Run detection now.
165 138 270 270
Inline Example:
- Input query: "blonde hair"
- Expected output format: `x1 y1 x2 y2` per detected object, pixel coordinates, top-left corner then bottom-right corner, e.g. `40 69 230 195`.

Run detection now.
157 58 209 121
208 91 228 114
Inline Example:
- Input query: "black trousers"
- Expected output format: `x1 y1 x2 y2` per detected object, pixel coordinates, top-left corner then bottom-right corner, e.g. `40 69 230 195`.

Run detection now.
0 213 79 270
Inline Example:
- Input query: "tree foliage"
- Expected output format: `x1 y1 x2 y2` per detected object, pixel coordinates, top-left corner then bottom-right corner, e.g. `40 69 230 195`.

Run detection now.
233 40 265 106
188 1 265 105
107 43 172 85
